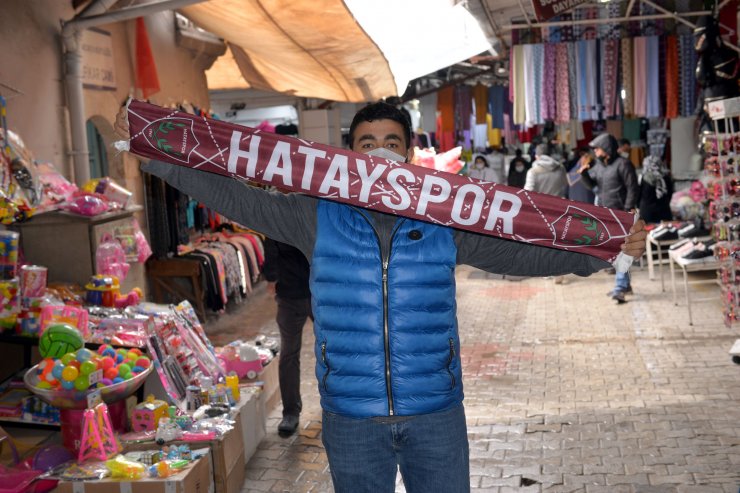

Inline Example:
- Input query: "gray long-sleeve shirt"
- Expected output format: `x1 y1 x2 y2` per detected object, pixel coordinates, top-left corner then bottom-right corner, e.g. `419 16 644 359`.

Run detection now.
142 161 609 277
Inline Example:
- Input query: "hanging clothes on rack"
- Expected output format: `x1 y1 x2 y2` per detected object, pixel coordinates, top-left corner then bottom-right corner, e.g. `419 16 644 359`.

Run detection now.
555 43 570 123
665 35 679 119
633 37 649 116
542 44 557 121
646 36 661 118
601 39 620 118
621 38 634 117
512 44 526 126
576 40 598 121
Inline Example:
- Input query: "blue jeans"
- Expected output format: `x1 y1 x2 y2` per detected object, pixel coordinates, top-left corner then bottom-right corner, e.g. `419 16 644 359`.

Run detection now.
615 270 631 292
321 404 470 493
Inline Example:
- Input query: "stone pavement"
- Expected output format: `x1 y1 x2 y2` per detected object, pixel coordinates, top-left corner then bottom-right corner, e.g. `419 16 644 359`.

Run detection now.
206 263 740 493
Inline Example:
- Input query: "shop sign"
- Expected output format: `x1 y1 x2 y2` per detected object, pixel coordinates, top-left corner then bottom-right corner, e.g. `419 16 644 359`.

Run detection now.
530 0 589 22
81 28 116 91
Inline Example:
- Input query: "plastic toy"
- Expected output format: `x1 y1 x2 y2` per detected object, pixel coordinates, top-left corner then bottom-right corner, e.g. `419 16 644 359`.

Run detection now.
131 395 169 432
78 402 121 462
148 459 188 478
217 342 263 380
38 324 84 359
105 454 146 479
95 235 129 281
155 417 183 445
84 274 142 308
39 305 89 338
64 192 108 217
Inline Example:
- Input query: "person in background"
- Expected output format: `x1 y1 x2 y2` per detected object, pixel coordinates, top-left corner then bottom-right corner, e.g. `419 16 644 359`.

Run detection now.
485 146 506 184
116 102 647 493
468 154 498 182
507 148 530 189
578 133 640 304
618 138 635 165
262 238 313 437
524 144 568 198
638 155 674 224
566 147 596 204
524 143 568 284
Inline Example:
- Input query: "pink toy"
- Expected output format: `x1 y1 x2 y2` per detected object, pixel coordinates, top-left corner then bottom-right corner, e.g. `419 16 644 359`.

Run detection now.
131 395 169 432
64 192 109 217
95 235 129 281
217 342 263 380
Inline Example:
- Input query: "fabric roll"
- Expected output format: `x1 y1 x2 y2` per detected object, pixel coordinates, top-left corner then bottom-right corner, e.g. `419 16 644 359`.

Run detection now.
555 43 570 123
542 44 557 121
437 86 455 134
455 85 473 133
489 85 506 129
512 45 526 125
567 43 578 120
473 84 488 125
523 44 537 127
472 123 488 150
665 36 679 119
633 37 647 117
679 35 698 117
601 39 619 118
576 40 598 121
621 38 633 117
532 44 545 125
646 36 661 118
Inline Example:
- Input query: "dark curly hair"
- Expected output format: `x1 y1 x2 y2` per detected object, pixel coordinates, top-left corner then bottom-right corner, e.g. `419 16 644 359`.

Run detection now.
348 102 412 151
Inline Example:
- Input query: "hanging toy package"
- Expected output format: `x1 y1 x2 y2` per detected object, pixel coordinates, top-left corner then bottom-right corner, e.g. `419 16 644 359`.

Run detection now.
95 234 130 282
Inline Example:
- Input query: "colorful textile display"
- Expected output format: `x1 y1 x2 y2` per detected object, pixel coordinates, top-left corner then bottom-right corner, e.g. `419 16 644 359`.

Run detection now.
123 100 636 265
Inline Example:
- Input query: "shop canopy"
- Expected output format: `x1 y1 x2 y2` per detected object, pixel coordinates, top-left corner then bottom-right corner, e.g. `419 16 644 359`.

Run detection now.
183 0 493 102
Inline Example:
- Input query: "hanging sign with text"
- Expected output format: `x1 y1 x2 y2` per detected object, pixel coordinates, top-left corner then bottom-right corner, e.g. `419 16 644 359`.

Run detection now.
530 0 589 22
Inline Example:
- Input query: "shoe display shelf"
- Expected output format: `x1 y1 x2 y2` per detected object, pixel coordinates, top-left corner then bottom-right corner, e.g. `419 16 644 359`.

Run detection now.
702 98 740 360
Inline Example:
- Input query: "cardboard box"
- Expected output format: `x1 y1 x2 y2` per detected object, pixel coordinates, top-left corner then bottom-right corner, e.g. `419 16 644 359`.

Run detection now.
233 387 265 461
125 417 243 493
53 449 213 493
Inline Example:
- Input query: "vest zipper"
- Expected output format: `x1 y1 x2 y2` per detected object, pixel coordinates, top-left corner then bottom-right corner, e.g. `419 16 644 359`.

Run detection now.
446 338 456 389
352 207 404 416
321 341 330 391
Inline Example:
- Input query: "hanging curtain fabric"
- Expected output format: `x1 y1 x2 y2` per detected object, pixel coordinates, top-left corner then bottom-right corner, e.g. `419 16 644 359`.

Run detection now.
542 44 557 121
437 86 455 151
576 40 598 121
454 85 473 136
646 36 661 118
532 44 545 125
679 34 698 117
488 85 506 129
601 39 620 118
634 37 649 117
567 43 578 120
555 43 570 123
523 44 537 127
665 35 679 119
512 44 526 126
620 38 633 118
473 84 488 125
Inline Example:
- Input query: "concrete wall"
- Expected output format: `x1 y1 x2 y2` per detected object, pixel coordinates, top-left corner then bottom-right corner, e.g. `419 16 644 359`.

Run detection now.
0 3 211 196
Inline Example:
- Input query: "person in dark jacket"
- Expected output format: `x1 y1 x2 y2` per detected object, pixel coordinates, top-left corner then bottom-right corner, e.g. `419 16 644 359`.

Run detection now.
116 103 647 493
578 133 640 304
566 147 596 204
638 155 674 223
507 148 530 188
262 238 313 437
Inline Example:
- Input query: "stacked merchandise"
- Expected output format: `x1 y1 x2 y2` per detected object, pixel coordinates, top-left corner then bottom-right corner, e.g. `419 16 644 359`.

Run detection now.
703 98 740 326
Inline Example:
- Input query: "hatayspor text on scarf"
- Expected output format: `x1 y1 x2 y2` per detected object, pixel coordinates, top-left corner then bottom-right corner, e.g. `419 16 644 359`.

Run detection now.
125 99 635 264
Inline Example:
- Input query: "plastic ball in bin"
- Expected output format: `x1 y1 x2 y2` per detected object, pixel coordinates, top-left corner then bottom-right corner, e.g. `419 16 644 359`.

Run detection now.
23 363 152 410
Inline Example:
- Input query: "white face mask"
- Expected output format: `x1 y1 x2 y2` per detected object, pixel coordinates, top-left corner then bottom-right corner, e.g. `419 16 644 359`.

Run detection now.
365 147 407 162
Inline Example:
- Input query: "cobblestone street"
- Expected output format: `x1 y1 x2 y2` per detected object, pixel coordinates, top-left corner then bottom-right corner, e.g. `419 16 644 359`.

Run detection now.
207 264 740 493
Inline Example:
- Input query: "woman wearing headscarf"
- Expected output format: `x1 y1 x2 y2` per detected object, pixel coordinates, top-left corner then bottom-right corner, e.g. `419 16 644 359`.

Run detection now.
639 155 674 223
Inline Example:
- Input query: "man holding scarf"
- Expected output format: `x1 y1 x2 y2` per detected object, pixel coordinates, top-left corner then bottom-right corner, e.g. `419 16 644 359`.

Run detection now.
116 102 646 493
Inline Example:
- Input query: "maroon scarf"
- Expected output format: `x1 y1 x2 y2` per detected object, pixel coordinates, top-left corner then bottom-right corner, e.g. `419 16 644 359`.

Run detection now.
125 100 634 264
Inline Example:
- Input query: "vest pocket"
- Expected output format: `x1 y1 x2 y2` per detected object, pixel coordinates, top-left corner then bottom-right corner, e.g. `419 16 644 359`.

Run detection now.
321 341 331 392
446 338 456 389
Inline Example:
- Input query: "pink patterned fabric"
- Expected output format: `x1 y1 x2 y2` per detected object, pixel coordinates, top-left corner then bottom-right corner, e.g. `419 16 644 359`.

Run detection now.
601 39 619 118
542 44 557 121
555 43 570 123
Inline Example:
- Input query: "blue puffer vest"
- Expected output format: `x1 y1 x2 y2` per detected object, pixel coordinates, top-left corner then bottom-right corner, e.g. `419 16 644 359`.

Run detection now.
311 201 463 418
